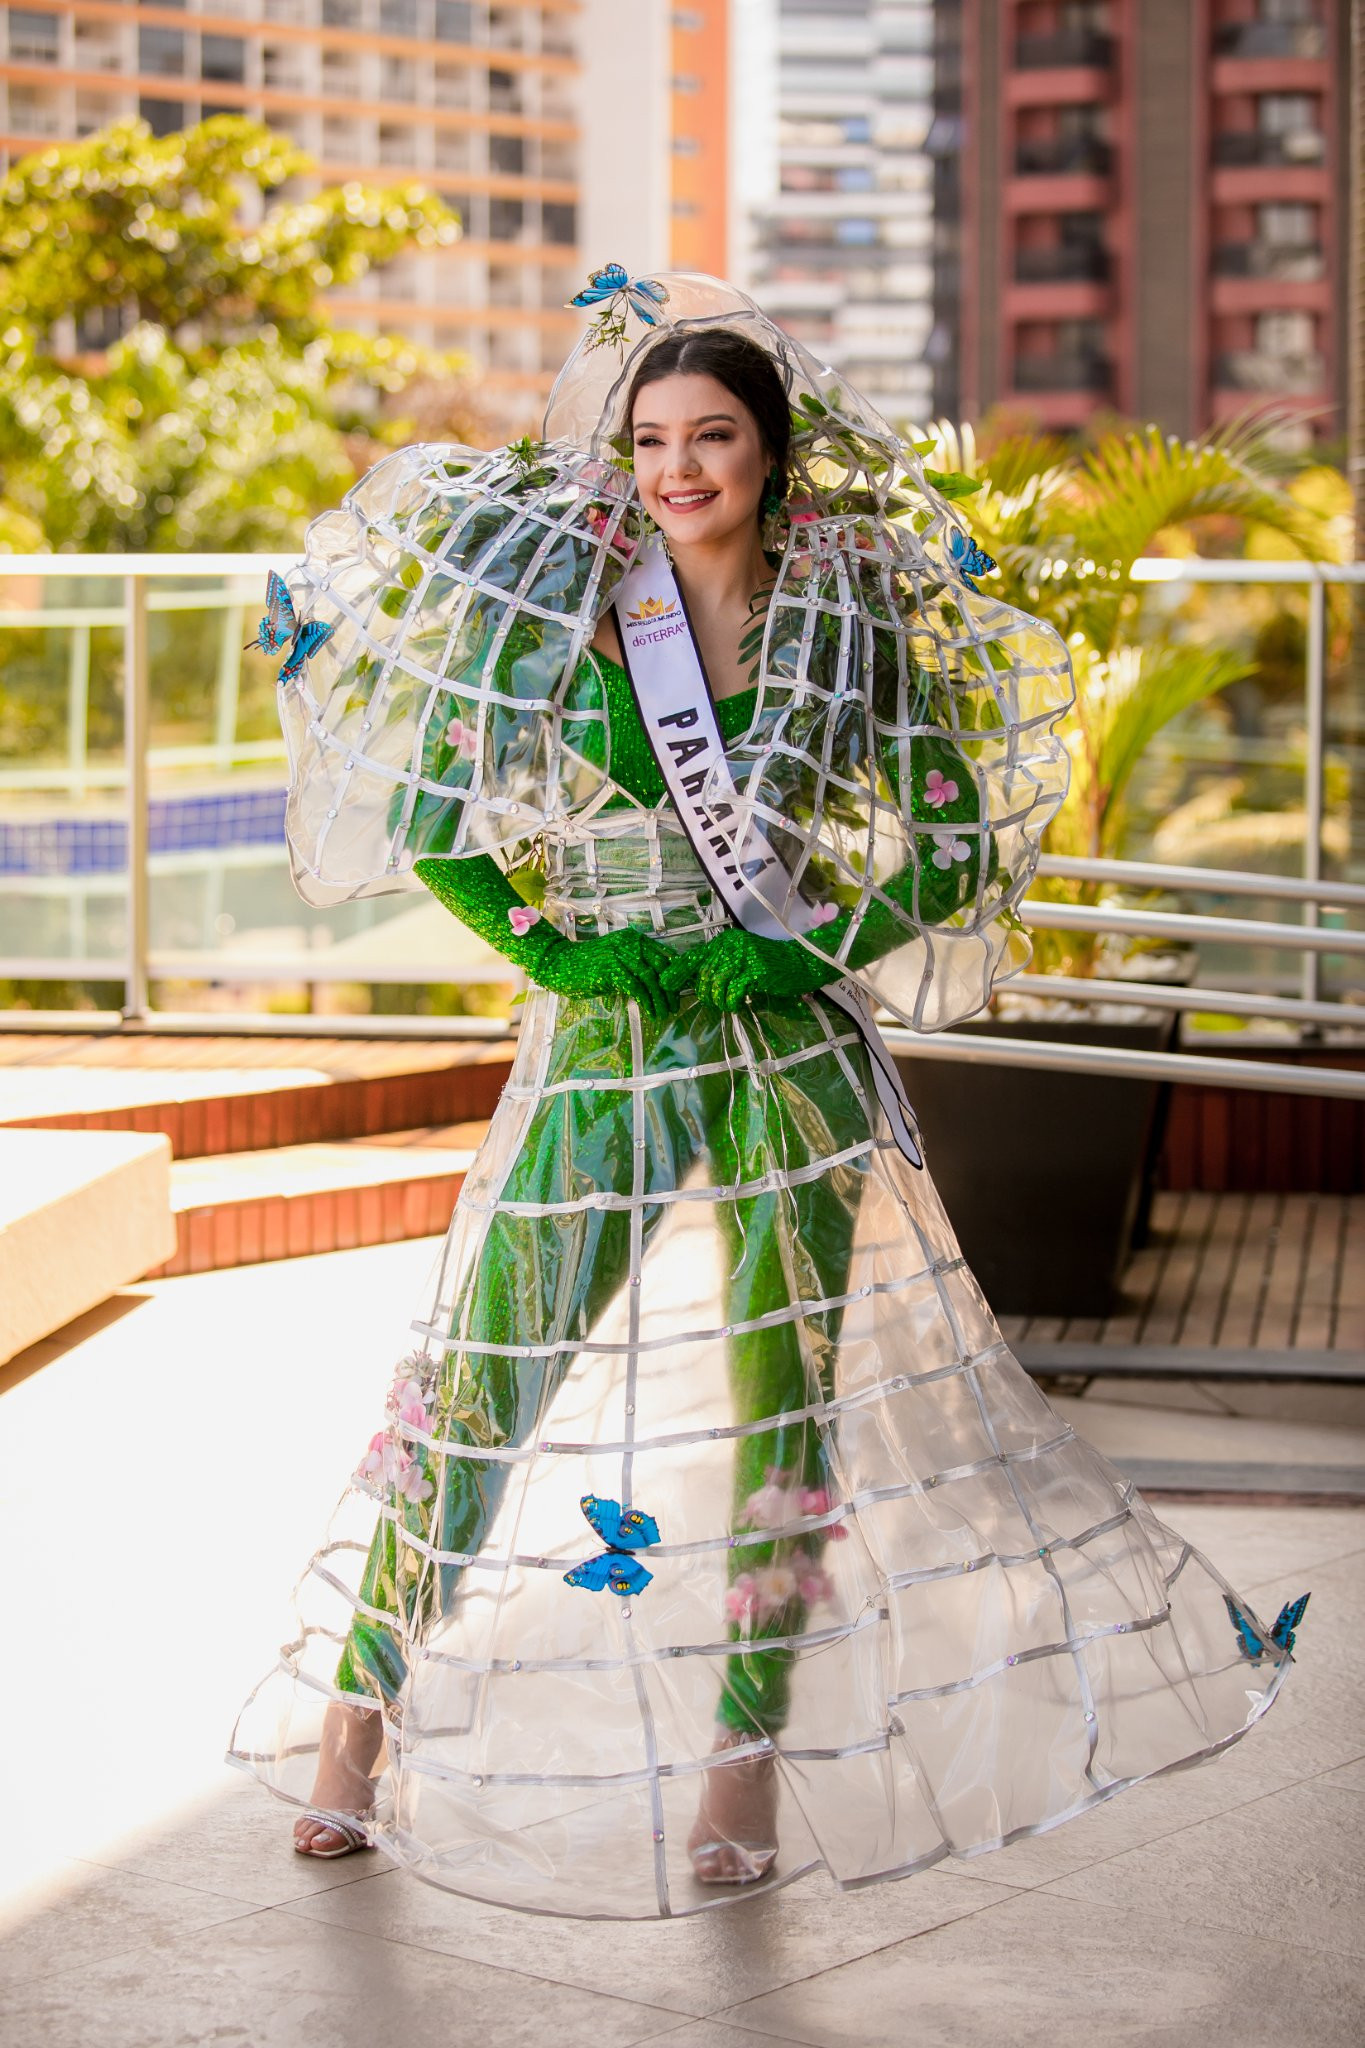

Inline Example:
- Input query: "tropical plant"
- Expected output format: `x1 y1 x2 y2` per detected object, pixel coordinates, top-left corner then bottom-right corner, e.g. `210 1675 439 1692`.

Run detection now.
923 414 1346 979
0 115 482 550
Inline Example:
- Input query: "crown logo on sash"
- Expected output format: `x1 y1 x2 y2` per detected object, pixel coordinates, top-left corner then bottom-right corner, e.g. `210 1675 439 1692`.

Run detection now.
626 595 677 623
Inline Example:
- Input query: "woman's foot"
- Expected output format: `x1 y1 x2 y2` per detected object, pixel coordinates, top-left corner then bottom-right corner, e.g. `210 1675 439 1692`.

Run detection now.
294 1699 385 1857
688 1727 780 1884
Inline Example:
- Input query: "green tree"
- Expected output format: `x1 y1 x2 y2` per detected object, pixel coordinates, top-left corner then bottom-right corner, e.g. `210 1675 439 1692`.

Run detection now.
0 115 469 549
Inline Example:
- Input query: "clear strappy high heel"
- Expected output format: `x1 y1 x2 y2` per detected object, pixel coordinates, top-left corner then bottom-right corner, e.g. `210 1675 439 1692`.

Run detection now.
688 1729 779 1885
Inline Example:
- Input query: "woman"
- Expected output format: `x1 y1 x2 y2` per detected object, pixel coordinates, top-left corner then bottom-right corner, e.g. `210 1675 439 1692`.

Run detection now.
228 270 1304 1917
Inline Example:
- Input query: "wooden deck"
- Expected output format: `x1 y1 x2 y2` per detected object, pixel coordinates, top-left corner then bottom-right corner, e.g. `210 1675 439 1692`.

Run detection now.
1000 1190 1365 1360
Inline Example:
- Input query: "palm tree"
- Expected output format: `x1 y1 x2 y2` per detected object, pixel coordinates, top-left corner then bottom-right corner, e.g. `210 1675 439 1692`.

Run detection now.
926 413 1344 977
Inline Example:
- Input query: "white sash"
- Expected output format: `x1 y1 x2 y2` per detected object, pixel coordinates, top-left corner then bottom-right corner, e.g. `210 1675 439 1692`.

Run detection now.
614 537 923 1170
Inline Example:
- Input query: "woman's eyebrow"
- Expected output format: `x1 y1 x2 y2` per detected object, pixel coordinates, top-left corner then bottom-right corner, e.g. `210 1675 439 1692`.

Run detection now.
632 413 739 431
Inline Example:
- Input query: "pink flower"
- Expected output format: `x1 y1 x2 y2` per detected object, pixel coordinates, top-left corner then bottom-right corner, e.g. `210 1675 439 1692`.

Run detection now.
798 1565 835 1607
444 718 477 759
395 1461 434 1505
743 1480 792 1530
754 1564 799 1614
798 1487 831 1517
787 499 820 525
725 1573 761 1626
826 1520 851 1542
931 832 971 872
356 1430 410 1487
507 904 542 936
924 769 959 809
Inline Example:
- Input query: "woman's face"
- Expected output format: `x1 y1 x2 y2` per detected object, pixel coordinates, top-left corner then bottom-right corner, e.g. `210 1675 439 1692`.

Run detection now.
630 371 768 551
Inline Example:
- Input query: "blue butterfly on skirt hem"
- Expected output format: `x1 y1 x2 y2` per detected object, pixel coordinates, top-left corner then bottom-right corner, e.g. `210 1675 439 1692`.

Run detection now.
564 1493 660 1597
1224 1590 1310 1662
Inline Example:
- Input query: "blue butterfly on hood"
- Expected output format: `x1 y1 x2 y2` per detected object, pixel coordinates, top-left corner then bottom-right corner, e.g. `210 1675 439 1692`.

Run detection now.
563 1493 660 1597
246 569 335 683
1224 1590 1310 1663
569 262 669 329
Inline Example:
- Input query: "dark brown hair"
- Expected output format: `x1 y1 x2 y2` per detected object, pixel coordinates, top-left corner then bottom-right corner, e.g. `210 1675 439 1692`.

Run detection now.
625 327 792 488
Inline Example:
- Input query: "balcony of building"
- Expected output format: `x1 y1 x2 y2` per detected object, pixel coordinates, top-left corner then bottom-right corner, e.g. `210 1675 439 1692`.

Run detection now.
1012 349 1112 393
1212 128 1328 168
1213 348 1329 395
1015 28 1114 70
1211 243 1330 319
1014 134 1113 177
1214 18 1328 60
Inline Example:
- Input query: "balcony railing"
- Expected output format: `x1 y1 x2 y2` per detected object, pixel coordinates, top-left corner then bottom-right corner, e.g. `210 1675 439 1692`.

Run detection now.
1212 240 1326 281
1214 349 1328 393
1012 352 1111 392
1013 137 1113 177
1014 244 1109 284
1213 130 1328 168
0 559 1361 1115
1014 30 1113 70
1213 21 1328 59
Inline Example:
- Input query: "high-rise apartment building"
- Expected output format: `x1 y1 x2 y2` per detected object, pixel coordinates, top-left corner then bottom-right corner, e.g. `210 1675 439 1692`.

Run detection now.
931 0 1349 440
744 0 938 428
0 0 584 403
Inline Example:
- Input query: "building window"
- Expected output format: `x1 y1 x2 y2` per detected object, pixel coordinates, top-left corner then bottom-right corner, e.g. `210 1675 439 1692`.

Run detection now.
1256 310 1315 357
140 97 187 136
8 11 59 62
1259 202 1316 246
489 133 525 174
489 196 524 240
201 35 246 84
543 201 576 245
488 68 521 112
435 2 473 39
380 0 419 33
322 0 364 26
139 27 186 76
381 56 418 98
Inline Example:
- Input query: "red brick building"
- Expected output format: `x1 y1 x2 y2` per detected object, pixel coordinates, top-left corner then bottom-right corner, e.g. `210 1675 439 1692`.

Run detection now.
931 0 1349 440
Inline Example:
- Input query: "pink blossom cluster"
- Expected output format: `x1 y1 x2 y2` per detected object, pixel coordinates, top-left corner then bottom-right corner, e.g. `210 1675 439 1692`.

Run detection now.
725 1556 837 1630
353 1357 436 1505
741 1465 844 1535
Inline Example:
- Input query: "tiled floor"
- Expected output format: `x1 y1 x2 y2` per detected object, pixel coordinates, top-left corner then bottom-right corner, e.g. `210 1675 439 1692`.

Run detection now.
2 1239 1362 2048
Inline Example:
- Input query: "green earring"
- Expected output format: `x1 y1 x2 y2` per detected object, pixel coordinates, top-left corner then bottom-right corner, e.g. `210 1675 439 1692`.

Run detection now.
760 465 786 522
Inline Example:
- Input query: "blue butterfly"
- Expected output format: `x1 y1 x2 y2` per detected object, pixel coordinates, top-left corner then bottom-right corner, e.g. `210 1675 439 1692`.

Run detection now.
948 528 998 592
569 262 669 329
277 618 336 684
1224 1590 1311 1663
246 571 336 683
563 1492 660 1598
245 569 297 655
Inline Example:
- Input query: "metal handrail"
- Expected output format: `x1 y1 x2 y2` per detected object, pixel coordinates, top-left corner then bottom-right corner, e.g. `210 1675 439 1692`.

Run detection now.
0 553 1362 1073
880 1028 1365 1100
1036 854 1365 911
1020 899 1365 956
1012 975 1363 1034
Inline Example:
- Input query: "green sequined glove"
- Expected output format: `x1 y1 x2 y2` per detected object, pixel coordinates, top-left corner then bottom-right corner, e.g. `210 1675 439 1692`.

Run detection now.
414 854 679 1023
657 925 842 1012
